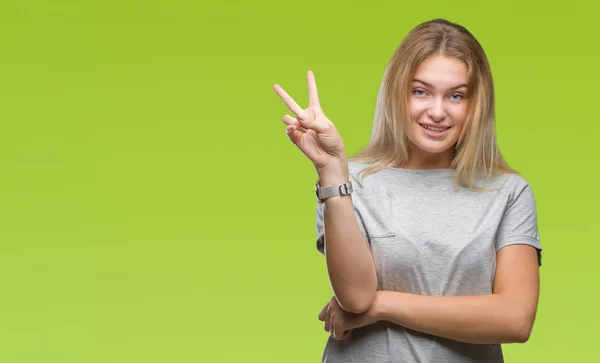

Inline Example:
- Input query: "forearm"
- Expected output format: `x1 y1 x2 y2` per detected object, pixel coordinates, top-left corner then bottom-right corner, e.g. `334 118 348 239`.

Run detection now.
319 165 377 313
373 291 535 344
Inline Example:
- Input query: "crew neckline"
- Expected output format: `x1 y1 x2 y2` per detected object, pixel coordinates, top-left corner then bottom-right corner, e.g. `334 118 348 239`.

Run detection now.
349 161 455 174
348 161 514 188
383 166 455 173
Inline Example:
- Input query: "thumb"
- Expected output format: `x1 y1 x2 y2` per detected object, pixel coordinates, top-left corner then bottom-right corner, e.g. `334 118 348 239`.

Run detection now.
298 108 329 134
318 303 328 321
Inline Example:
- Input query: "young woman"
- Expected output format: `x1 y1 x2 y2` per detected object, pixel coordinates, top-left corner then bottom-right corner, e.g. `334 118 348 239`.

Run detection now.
272 18 542 362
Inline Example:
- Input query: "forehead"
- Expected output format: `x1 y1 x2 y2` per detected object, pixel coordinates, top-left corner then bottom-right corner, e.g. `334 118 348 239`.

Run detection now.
413 56 468 88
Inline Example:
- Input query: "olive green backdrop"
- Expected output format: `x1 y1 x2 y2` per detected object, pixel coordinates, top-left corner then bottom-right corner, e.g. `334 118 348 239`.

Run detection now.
0 0 597 362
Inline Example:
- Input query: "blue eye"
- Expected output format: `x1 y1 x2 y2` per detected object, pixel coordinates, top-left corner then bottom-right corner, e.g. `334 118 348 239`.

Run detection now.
413 89 426 96
450 93 463 101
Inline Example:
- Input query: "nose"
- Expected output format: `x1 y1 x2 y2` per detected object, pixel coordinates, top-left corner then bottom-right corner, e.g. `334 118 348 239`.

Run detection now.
427 98 447 121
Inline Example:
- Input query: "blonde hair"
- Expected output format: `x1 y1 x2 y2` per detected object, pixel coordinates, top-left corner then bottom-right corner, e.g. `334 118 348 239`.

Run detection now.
349 18 513 190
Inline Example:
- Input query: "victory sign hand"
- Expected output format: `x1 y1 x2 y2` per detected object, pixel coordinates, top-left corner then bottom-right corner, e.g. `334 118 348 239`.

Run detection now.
273 71 347 173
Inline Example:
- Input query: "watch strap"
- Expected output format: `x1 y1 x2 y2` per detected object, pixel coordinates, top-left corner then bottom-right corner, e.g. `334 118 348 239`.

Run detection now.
315 181 353 203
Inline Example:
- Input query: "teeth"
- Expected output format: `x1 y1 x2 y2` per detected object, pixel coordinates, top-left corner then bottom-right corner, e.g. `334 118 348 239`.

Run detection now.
422 124 448 132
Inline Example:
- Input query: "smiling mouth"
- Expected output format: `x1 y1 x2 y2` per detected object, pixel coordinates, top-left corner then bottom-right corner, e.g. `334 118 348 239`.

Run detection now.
419 124 451 132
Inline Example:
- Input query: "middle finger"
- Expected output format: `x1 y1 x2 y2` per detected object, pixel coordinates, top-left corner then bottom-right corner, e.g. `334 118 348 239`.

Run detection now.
307 70 321 108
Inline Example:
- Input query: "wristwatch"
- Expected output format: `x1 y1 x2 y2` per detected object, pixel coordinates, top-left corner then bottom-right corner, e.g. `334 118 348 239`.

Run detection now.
315 180 353 203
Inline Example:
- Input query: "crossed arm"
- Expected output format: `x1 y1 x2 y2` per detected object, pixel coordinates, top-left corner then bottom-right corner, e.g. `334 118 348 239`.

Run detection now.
319 244 540 344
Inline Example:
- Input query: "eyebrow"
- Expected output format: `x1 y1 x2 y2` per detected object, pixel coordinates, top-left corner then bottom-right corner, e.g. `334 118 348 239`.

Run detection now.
413 78 468 90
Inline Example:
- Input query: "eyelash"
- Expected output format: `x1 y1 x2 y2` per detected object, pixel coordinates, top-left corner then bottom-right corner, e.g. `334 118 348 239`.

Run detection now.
412 88 465 101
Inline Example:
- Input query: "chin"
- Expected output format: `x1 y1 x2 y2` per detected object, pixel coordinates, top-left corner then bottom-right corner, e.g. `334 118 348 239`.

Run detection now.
413 142 454 155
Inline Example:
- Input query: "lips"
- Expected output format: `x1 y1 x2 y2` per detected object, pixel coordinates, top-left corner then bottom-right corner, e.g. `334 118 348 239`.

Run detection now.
419 123 451 132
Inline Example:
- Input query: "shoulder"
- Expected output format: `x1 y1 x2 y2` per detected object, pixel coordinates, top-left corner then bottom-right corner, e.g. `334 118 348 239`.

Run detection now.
476 171 533 195
503 172 530 188
348 161 372 176
485 172 538 218
347 161 393 191
498 172 535 202
348 161 375 189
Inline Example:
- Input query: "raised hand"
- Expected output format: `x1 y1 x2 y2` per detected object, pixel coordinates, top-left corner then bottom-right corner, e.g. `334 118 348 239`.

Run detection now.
273 71 347 174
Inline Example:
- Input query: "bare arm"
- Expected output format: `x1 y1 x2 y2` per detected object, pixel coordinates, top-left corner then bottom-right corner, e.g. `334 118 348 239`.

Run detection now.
272 72 377 314
370 244 540 344
318 162 378 314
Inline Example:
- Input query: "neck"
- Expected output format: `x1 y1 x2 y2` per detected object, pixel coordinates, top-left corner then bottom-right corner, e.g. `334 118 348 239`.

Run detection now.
403 148 455 170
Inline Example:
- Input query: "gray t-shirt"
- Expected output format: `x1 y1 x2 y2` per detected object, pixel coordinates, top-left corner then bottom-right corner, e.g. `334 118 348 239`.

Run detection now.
315 161 542 363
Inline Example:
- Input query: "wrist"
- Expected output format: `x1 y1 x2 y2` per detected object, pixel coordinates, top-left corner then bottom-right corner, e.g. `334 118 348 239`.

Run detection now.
369 291 386 322
316 160 349 186
371 291 410 325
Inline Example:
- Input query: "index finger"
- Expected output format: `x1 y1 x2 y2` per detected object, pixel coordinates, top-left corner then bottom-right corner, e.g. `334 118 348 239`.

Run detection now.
272 84 308 120
307 70 320 108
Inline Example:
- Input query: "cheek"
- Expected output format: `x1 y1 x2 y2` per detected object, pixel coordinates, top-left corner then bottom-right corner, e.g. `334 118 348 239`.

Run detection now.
409 100 426 120
450 104 469 127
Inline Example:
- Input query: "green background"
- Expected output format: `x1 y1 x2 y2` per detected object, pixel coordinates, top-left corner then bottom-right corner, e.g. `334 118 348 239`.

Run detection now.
0 0 597 362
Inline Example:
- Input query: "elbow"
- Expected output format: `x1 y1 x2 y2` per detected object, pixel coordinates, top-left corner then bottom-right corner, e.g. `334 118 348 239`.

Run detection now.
510 313 535 344
338 292 377 314
333 273 378 314
513 324 533 344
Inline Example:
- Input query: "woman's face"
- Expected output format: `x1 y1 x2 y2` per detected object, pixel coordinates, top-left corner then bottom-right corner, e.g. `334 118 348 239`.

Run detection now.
406 55 469 167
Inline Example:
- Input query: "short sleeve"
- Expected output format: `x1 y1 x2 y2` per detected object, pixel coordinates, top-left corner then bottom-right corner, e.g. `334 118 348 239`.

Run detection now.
315 200 369 254
495 175 543 266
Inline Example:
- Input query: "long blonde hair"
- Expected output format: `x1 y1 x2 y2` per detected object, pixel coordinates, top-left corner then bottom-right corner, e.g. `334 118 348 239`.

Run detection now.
349 18 513 190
